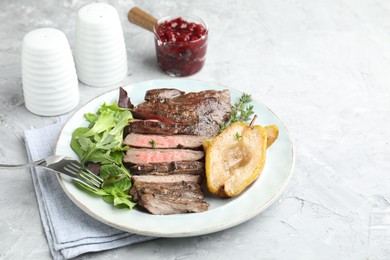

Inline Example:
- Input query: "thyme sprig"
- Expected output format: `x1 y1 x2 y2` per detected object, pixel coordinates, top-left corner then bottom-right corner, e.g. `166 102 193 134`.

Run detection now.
221 93 255 130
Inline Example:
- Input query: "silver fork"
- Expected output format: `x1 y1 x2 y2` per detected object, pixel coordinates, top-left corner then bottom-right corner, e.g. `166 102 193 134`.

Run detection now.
0 155 103 191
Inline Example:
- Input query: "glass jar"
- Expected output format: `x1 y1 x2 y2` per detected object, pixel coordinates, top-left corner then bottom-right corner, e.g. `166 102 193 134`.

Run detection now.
153 15 208 77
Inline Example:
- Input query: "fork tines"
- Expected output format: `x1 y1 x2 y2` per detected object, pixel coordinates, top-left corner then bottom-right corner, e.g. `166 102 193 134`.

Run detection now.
64 162 103 191
64 162 82 176
79 168 103 189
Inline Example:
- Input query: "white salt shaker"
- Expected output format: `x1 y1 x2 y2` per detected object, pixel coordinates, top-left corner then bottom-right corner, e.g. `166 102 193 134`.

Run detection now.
22 28 79 116
74 3 128 87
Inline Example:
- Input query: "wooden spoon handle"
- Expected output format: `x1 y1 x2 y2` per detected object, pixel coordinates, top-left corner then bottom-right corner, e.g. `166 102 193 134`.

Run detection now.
128 7 158 33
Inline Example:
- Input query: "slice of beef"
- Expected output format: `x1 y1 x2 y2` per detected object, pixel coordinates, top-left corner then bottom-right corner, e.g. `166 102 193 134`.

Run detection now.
124 120 201 136
128 160 205 175
124 148 204 164
132 174 202 184
124 133 211 149
130 174 209 214
131 89 231 137
144 88 184 101
132 88 231 124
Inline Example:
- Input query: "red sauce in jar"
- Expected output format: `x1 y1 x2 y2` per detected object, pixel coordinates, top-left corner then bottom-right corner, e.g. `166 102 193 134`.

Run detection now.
154 17 208 76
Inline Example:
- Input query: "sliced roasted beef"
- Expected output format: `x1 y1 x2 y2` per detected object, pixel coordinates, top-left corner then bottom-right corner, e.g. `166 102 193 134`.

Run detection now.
132 173 202 184
124 148 204 164
144 88 184 101
124 120 201 136
124 133 211 149
130 174 209 214
131 89 231 137
128 161 205 175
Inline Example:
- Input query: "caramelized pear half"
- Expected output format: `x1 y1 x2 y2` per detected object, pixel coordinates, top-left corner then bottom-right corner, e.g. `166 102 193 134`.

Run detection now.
204 122 268 197
265 125 279 148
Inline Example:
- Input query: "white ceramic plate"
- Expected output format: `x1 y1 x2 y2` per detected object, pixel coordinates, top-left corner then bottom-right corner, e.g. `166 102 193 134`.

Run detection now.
55 79 294 237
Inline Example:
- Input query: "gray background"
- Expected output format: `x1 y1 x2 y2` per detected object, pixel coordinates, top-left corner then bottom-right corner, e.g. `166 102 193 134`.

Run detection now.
1 0 390 259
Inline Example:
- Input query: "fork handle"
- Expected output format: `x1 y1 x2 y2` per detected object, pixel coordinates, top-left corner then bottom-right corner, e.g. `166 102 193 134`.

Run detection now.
0 159 46 169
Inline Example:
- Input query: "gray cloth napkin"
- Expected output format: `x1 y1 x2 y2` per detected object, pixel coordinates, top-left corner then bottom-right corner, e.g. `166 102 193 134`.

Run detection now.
24 117 155 260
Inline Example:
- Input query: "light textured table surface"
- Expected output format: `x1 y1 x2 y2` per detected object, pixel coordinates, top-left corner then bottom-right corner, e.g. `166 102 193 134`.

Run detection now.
1 0 390 259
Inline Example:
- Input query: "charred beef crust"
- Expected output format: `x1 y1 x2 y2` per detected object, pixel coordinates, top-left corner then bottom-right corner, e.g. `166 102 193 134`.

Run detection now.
132 89 231 124
144 88 185 101
127 160 205 175
131 89 231 137
124 120 201 136
130 174 209 214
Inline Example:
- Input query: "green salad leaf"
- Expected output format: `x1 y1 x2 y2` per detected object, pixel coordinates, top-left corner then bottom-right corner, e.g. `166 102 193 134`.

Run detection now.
70 100 135 210
99 164 136 209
